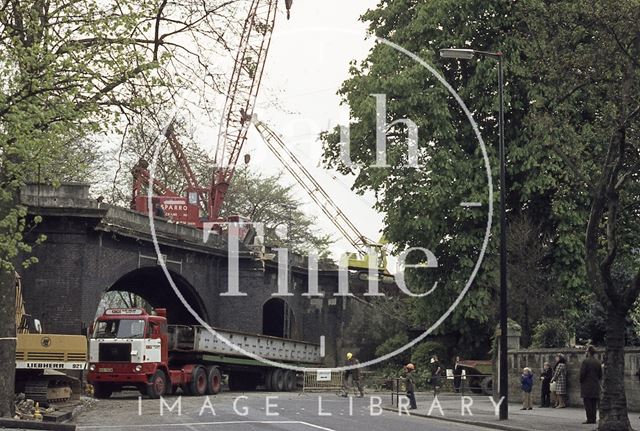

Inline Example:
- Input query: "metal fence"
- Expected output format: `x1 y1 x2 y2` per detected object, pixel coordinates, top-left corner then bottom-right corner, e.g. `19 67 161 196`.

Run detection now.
303 371 343 392
390 374 493 407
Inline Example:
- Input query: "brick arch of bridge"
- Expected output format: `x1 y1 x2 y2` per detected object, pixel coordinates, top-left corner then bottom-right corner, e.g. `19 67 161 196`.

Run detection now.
262 297 297 339
106 266 209 325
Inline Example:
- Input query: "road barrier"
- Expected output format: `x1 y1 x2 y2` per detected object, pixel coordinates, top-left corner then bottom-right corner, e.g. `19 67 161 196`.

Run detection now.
303 370 343 392
391 373 493 406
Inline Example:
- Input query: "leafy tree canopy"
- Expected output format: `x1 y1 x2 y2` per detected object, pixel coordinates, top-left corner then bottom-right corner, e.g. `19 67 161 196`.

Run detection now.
321 0 639 356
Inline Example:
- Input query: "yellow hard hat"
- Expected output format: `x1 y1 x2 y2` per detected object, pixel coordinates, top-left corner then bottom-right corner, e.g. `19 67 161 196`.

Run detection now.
346 352 353 360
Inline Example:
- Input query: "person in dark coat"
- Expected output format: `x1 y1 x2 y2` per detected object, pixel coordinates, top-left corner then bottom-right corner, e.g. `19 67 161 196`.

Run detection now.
430 355 443 396
404 363 417 409
580 345 602 424
540 362 553 407
453 356 463 393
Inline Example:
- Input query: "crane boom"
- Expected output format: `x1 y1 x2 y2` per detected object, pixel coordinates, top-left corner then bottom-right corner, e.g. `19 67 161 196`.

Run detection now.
254 121 373 255
210 0 284 220
131 160 182 199
164 124 209 214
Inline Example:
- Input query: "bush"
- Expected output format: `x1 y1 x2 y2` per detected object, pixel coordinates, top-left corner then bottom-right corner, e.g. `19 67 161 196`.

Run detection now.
411 341 447 369
531 318 570 348
375 333 410 366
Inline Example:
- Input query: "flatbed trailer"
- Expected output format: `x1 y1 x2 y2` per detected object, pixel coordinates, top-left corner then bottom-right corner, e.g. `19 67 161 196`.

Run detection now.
87 308 321 398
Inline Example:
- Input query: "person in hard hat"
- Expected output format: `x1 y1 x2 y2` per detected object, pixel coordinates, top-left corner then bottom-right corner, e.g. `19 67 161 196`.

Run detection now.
404 363 417 409
341 352 364 397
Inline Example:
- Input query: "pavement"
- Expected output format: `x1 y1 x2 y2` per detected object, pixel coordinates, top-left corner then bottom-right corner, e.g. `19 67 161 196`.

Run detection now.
383 392 640 431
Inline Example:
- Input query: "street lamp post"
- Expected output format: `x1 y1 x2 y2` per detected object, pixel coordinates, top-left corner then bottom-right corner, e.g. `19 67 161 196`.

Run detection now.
440 48 508 420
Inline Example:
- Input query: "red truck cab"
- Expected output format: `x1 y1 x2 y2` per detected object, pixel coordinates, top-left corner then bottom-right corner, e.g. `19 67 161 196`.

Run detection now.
87 308 220 399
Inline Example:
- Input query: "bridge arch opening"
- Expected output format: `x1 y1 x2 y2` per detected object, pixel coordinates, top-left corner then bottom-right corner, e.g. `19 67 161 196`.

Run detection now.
99 267 208 325
262 298 294 339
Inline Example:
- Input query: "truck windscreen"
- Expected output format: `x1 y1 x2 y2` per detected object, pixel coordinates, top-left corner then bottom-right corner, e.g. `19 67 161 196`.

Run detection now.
94 319 146 339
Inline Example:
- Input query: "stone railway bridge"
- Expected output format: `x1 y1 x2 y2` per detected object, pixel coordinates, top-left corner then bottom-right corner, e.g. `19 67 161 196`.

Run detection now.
18 183 388 366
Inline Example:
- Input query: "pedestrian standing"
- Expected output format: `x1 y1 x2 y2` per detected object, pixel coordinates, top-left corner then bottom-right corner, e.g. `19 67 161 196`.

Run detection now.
453 356 463 393
521 367 534 410
540 362 553 407
550 356 559 406
551 354 568 408
430 355 443 396
580 345 602 424
404 363 417 409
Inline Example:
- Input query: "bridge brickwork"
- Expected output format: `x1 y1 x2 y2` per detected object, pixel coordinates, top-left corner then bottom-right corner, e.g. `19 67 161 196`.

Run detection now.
18 183 350 365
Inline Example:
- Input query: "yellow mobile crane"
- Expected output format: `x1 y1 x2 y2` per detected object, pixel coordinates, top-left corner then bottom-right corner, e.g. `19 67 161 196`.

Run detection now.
14 273 88 403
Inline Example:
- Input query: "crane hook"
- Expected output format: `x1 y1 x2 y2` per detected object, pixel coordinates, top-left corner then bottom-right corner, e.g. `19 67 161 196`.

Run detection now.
285 0 292 20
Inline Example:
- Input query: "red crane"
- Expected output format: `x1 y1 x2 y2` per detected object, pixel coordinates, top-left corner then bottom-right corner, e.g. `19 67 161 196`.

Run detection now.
209 0 286 220
131 0 292 227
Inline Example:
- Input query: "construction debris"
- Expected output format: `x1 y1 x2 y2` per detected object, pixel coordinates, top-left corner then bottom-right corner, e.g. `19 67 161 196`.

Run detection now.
14 393 55 421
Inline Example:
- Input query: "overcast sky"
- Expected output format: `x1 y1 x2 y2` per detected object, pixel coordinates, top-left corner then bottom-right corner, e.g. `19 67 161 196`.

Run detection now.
240 0 384 260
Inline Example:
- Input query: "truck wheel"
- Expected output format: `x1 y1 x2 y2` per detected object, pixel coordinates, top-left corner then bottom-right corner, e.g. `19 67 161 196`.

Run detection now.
271 369 285 392
206 367 222 395
147 371 167 399
189 366 208 396
264 369 273 391
284 370 296 392
469 377 483 394
93 383 112 399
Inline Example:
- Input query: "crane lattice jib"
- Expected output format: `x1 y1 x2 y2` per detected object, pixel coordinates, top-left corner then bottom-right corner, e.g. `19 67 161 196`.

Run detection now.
254 121 372 255
165 125 209 214
210 0 279 219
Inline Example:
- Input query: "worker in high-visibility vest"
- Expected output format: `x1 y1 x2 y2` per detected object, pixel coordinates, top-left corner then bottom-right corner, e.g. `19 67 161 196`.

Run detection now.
341 352 364 397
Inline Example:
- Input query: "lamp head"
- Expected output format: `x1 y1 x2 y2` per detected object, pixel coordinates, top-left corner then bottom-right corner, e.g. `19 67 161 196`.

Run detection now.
439 48 475 60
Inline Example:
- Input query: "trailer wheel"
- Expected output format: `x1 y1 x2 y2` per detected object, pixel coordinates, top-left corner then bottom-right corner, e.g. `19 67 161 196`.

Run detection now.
284 370 296 392
188 366 208 396
147 371 167 399
206 367 222 395
271 369 285 392
93 383 113 399
264 369 273 391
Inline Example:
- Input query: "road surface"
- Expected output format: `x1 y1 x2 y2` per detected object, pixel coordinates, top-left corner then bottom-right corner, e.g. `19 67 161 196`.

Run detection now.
73 391 495 431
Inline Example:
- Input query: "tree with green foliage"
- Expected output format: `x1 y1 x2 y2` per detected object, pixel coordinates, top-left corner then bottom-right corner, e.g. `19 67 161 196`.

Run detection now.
321 0 588 358
531 318 571 348
222 167 333 254
321 1 639 428
506 215 554 347
524 1 640 428
0 0 240 416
